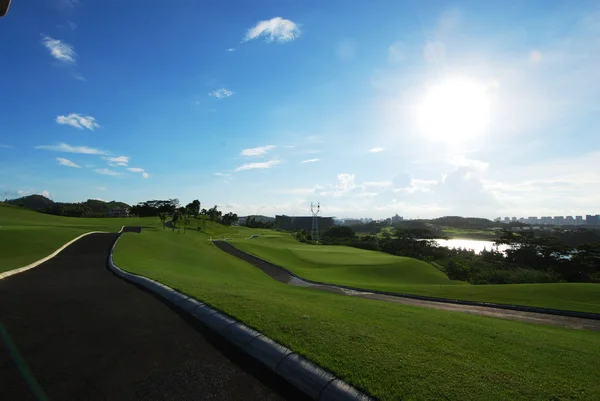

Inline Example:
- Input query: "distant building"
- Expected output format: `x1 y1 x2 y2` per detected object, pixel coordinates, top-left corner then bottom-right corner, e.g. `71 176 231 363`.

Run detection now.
565 216 575 225
511 217 517 222
391 214 404 224
586 215 600 225
553 216 565 225
343 219 362 226
576 216 583 224
503 217 510 223
108 207 129 217
275 215 335 231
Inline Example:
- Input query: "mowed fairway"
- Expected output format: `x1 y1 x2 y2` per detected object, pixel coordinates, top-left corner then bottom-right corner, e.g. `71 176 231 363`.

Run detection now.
0 204 153 272
231 234 600 313
231 233 453 286
114 227 600 401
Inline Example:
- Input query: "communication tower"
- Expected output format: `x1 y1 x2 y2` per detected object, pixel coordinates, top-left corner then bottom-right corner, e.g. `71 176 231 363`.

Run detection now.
310 202 321 243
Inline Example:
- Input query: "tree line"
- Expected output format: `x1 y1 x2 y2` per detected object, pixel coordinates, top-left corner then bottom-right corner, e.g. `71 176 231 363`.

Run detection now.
294 225 600 284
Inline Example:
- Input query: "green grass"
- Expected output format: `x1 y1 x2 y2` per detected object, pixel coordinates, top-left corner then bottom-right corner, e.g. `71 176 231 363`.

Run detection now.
114 227 600 401
439 226 497 240
0 203 154 272
230 233 600 313
231 233 453 286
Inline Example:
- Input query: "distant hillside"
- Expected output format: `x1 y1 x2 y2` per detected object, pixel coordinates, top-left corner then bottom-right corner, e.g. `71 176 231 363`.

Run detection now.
5 194 55 210
4 195 130 218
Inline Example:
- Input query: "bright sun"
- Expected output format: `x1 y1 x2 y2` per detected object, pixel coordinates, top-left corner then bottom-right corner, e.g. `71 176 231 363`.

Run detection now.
416 78 491 143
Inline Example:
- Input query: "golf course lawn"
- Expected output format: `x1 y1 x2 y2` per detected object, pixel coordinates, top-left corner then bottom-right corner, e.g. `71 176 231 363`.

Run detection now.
0 203 153 272
230 234 600 314
114 227 600 401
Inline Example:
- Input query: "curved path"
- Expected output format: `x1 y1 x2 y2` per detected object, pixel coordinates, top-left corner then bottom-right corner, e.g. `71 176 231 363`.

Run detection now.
0 233 308 401
213 241 600 332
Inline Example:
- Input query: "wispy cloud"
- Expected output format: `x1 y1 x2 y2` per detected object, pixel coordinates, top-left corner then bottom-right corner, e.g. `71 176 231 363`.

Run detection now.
142 172 150 179
227 48 236 52
243 17 300 43
96 187 107 191
369 147 385 153
56 157 81 168
72 73 86 82
56 114 99 130
17 189 51 198
241 145 276 157
363 181 393 188
127 167 144 173
388 41 405 63
209 88 233 98
35 143 107 155
301 158 320 163
94 168 121 176
235 160 280 172
0 144 13 149
103 156 129 166
215 172 233 178
41 35 76 63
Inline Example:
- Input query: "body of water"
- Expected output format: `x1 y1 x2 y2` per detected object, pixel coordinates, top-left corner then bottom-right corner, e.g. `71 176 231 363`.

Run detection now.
434 238 509 254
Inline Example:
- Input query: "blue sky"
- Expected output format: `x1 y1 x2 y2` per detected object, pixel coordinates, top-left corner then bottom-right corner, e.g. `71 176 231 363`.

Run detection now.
1 0 599 219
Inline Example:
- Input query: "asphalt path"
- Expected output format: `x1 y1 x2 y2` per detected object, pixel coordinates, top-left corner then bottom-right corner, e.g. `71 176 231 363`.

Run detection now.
0 233 309 401
213 240 600 331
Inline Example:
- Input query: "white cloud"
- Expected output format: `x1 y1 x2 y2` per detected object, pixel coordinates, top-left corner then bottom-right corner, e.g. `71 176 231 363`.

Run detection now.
363 181 393 188
369 147 385 153
142 172 150 179
301 158 320 163
96 187 107 191
209 88 233 98
56 157 81 168
529 50 543 65
227 48 236 52
17 189 51 198
102 156 129 166
56 114 100 130
41 35 76 63
243 17 300 43
72 73 86 82
35 143 107 155
235 160 280 172
423 41 445 64
215 172 232 177
241 145 276 157
388 42 405 63
94 168 121 176
0 144 13 149
127 167 144 173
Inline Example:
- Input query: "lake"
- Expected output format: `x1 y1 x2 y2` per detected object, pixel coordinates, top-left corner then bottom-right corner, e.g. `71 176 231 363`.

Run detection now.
434 238 509 254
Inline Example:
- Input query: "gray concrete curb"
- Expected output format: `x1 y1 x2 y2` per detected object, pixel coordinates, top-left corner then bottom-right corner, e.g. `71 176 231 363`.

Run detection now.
215 241 600 322
108 231 373 401
0 231 108 280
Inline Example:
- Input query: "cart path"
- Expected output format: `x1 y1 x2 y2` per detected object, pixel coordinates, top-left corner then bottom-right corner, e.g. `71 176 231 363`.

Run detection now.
213 240 600 332
0 233 308 401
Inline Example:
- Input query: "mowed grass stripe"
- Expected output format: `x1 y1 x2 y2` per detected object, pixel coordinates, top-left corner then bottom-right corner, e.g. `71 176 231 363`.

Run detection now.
231 234 600 314
114 228 600 401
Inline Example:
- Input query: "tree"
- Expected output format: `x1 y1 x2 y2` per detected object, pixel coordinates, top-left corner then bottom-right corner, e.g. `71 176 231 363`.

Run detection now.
186 199 201 217
323 226 355 239
222 212 238 226
207 205 222 222
158 212 168 230
181 212 192 233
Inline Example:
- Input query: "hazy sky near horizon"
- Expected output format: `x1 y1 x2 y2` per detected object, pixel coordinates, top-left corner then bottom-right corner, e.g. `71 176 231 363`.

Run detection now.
1 0 599 219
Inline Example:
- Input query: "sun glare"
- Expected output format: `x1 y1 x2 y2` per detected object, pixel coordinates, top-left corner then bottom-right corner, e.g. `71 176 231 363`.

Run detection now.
416 78 491 143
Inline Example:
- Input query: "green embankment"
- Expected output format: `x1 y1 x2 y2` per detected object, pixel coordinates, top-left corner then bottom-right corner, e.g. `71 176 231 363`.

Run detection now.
0 203 152 272
231 233 600 313
114 227 600 401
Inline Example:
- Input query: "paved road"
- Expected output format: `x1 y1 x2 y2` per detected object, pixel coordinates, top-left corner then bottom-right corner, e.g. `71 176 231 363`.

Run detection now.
213 241 600 331
0 233 309 401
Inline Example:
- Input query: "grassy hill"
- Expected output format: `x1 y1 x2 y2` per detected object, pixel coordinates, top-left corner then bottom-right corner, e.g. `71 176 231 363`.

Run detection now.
0 203 152 272
231 233 453 286
113 225 600 401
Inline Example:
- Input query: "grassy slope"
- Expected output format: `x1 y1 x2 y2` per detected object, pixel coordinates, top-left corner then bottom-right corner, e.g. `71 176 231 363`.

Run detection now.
230 232 600 313
114 227 600 401
231 233 453 286
0 203 153 272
